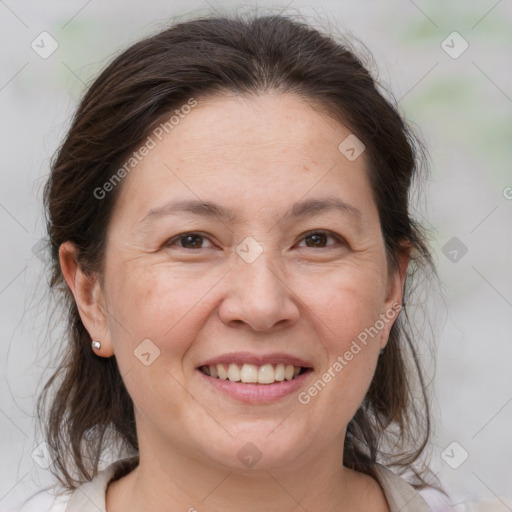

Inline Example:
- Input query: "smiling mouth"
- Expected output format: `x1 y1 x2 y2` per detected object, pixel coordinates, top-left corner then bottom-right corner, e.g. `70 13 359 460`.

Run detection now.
199 363 311 384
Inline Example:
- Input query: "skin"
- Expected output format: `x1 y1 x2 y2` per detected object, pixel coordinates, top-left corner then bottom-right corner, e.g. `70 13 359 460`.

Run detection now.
60 92 409 512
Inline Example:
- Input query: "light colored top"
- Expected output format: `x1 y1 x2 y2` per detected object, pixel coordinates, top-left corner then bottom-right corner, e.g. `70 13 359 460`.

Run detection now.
18 456 443 511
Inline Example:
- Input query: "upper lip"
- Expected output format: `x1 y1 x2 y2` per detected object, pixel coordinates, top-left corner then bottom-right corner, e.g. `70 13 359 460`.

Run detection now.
197 351 313 369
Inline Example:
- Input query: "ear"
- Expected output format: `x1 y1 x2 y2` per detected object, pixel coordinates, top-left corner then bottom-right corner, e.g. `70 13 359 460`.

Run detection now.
379 240 410 349
59 241 114 357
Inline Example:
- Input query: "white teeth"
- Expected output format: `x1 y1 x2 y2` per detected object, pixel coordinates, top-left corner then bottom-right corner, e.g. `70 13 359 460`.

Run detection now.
227 363 241 382
258 364 275 384
274 363 285 381
202 363 305 384
217 364 227 380
284 364 294 381
240 364 258 383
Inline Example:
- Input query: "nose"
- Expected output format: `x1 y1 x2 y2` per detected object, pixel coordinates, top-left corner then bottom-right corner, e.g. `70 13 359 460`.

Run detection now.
218 251 300 332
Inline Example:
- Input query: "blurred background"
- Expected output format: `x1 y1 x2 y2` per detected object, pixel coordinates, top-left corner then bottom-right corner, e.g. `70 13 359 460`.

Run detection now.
1 1 511 510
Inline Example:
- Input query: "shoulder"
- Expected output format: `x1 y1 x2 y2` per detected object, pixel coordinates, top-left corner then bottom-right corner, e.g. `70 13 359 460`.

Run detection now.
17 457 138 512
17 488 70 512
66 456 139 512
372 463 455 512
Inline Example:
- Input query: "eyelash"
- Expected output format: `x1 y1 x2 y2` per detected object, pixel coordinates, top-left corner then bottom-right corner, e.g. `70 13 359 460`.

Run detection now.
165 230 345 250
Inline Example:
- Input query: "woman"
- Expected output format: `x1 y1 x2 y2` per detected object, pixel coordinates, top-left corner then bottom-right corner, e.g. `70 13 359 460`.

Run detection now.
21 11 454 512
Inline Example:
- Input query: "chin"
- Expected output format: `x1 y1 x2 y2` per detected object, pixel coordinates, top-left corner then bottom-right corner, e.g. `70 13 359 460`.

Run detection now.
196 429 308 472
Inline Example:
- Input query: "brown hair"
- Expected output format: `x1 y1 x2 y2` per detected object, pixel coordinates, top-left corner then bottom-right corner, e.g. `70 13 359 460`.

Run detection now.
38 10 440 493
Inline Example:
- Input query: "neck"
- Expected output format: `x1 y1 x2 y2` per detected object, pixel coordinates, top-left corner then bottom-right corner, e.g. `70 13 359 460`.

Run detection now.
107 431 368 512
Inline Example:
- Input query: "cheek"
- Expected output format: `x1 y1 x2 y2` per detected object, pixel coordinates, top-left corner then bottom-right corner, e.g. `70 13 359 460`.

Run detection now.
303 260 388 339
104 259 227 359
301 297 381 433
296 262 386 416
103 262 216 425
108 258 163 319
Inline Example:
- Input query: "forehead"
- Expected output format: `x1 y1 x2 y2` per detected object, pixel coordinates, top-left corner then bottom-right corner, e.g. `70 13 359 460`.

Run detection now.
168 92 349 160
111 92 377 228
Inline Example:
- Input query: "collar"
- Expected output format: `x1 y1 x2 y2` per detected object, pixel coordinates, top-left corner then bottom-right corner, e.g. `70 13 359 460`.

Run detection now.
66 457 432 512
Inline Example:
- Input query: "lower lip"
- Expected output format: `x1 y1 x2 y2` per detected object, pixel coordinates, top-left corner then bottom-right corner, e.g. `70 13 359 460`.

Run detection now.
197 369 312 403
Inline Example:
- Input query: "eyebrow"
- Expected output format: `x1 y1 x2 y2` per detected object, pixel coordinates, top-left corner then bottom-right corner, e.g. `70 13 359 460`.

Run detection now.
137 196 362 228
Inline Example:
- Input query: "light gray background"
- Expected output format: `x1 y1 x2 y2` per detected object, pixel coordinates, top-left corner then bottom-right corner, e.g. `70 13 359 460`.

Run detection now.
1 1 511 510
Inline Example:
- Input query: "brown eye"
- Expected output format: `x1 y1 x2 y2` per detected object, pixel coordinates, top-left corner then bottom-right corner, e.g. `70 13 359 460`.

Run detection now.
297 230 343 248
166 233 214 249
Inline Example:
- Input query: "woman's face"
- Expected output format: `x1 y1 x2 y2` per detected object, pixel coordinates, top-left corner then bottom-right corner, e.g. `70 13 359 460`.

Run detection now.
74 92 406 470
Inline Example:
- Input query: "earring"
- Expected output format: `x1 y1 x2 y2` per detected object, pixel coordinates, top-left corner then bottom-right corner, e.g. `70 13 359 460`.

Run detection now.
379 348 385 355
92 340 101 351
